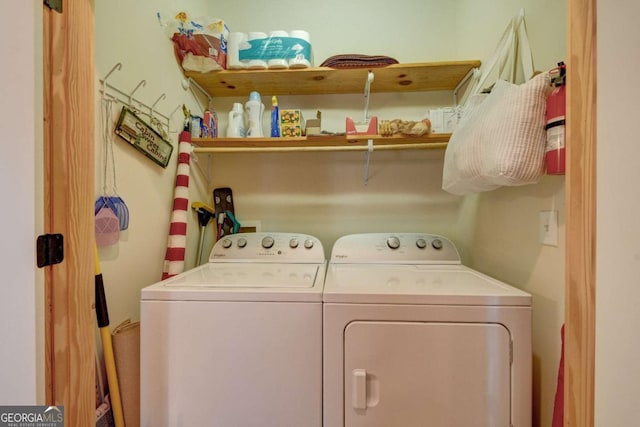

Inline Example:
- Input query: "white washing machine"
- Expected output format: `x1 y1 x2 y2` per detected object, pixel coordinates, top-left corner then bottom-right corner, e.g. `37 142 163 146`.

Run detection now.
140 232 325 427
323 233 532 427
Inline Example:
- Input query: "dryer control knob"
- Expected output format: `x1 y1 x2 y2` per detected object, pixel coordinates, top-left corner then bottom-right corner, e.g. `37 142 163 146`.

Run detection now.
261 236 275 249
431 238 443 250
222 238 233 249
416 238 427 249
237 237 247 248
387 236 400 249
304 239 314 249
289 239 299 249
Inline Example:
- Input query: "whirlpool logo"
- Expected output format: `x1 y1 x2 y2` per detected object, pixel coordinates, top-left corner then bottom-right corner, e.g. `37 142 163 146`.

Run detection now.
0 406 64 427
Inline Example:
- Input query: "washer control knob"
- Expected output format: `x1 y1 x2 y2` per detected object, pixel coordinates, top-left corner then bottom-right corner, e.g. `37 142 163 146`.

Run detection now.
304 239 314 249
416 238 427 249
289 239 299 249
237 237 247 248
387 236 400 250
431 238 443 250
221 238 233 249
261 236 275 249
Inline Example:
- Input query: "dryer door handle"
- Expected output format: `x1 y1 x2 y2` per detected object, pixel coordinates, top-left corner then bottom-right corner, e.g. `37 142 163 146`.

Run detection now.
352 368 367 409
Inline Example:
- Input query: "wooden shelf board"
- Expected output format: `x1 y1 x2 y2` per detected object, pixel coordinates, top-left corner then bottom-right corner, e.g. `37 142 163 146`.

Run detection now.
185 61 480 97
192 134 450 153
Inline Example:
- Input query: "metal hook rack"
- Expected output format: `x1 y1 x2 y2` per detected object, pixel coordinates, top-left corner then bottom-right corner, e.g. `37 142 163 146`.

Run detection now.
100 62 174 130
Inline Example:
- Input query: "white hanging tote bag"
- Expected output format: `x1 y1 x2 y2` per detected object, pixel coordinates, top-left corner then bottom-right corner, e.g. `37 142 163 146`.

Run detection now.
443 11 549 195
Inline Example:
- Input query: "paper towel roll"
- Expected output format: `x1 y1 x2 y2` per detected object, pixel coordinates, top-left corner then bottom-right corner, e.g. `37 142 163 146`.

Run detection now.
227 32 248 69
289 30 312 68
247 32 268 69
268 30 289 69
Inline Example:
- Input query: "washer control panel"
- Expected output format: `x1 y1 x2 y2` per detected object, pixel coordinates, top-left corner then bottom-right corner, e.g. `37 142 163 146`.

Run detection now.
330 233 461 264
210 232 324 263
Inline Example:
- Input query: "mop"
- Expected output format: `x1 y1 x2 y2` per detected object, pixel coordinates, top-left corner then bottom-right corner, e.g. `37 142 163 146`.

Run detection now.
162 125 192 280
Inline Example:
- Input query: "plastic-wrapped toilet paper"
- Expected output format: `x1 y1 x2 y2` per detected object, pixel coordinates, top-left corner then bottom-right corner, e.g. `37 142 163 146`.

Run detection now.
288 30 312 68
268 30 290 69
237 30 313 70
227 32 249 69
247 32 268 69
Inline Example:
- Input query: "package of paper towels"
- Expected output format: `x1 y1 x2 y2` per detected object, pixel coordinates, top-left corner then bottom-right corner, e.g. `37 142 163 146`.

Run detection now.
227 30 313 69
159 11 230 72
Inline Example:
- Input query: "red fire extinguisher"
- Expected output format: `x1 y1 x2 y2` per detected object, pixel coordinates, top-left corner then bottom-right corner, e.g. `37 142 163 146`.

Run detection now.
545 62 567 175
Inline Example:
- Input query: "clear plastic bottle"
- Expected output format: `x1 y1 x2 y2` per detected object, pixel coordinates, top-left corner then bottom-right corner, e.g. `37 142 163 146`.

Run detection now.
245 91 265 137
226 103 245 138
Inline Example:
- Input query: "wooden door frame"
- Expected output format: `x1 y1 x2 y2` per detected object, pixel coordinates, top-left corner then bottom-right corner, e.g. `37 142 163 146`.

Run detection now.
43 1 95 426
565 0 596 425
41 1 596 426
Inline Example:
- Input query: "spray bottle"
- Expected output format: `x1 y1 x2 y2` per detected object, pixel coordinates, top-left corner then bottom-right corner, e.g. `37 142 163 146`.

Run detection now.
245 91 265 137
271 96 280 138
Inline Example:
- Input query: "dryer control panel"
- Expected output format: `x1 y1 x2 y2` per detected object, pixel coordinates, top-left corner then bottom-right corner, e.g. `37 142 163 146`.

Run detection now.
209 232 325 263
330 233 461 264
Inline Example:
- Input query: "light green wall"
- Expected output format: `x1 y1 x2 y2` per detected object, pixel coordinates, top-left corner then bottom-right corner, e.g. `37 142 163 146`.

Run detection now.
453 3 566 425
95 1 566 425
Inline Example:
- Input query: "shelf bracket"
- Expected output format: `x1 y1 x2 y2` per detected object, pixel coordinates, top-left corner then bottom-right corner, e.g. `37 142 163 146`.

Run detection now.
363 139 374 186
453 67 480 107
363 71 374 122
183 77 213 113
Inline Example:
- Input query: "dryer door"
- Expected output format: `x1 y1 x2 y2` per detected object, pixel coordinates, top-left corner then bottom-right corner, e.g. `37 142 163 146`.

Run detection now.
344 321 511 427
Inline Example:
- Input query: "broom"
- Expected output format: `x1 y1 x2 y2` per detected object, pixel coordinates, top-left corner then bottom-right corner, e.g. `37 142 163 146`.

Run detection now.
95 245 125 427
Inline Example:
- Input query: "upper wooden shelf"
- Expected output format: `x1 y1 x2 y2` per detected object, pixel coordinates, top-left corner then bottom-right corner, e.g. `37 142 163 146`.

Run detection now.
184 61 481 97
192 134 451 153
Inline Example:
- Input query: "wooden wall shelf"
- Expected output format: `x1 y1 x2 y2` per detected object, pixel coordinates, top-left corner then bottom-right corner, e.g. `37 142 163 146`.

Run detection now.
192 134 451 153
184 61 481 97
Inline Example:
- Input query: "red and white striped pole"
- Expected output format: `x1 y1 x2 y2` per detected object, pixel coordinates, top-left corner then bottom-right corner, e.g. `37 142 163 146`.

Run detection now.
162 130 191 280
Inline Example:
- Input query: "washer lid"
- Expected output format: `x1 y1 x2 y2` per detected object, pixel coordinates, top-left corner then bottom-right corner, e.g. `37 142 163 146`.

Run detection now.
323 264 531 306
141 262 325 302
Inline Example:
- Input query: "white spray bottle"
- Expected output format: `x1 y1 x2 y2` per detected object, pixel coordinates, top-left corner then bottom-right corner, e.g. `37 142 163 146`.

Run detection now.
245 91 265 137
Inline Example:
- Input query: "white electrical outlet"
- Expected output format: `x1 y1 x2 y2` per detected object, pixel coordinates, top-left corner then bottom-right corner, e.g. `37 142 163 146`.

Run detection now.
539 211 558 246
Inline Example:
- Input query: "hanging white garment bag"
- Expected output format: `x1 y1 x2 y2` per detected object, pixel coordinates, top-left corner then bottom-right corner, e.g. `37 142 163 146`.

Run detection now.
442 10 549 195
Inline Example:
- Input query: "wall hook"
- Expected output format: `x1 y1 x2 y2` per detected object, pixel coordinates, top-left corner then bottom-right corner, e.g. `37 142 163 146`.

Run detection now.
128 79 147 107
170 104 182 119
151 93 167 118
100 62 122 101
102 62 122 87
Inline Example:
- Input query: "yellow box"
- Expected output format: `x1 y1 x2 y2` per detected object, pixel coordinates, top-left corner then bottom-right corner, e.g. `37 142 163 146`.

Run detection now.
281 124 303 138
280 109 304 125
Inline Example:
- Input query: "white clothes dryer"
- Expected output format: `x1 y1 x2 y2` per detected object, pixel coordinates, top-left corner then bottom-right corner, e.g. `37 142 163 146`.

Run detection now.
140 232 325 427
323 233 532 427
